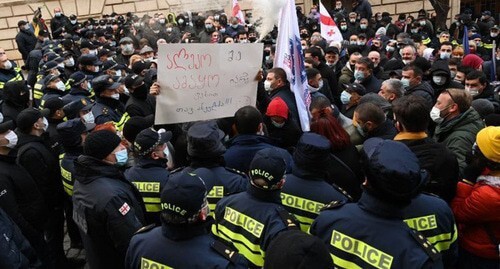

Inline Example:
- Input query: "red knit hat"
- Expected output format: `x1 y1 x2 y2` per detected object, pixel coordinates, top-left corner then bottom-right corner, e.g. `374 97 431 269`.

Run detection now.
462 54 484 70
266 97 289 119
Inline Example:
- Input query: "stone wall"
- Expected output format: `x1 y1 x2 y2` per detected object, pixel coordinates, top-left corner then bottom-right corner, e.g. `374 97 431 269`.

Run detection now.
0 0 459 65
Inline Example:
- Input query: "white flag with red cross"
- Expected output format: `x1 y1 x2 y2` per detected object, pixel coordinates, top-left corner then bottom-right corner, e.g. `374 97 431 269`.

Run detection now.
232 0 246 25
319 0 343 42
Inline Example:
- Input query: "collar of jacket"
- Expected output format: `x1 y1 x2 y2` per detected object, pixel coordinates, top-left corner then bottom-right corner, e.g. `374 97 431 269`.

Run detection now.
137 157 167 169
161 219 211 241
394 131 428 141
357 191 405 219
226 134 273 146
247 183 282 204
291 165 328 181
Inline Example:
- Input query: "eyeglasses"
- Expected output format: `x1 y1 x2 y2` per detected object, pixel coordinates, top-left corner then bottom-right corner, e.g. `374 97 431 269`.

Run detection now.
444 89 457 104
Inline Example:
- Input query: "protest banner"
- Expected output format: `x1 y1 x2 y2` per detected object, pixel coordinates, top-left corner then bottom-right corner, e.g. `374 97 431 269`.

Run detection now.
155 43 263 125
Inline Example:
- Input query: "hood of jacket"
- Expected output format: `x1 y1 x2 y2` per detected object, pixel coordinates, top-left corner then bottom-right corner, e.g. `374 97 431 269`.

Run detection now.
74 155 125 184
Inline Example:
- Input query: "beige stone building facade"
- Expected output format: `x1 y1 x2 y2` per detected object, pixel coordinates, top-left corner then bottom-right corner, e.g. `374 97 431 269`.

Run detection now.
0 0 461 65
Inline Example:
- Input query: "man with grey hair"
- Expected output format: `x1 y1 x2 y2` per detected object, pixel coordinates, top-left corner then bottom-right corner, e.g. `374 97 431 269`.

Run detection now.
378 79 404 103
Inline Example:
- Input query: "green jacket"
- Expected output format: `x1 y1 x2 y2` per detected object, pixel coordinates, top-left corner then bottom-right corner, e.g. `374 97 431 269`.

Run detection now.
433 108 484 176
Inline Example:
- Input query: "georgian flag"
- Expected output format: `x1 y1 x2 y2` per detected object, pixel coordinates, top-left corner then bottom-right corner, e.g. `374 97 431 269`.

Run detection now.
319 0 343 42
232 0 246 25
274 0 311 131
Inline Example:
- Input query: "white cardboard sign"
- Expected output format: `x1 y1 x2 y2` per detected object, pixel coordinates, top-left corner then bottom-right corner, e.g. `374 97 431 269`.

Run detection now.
155 43 264 124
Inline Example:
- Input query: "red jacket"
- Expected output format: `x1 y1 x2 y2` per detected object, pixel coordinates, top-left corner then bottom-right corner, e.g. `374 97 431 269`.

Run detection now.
452 175 500 260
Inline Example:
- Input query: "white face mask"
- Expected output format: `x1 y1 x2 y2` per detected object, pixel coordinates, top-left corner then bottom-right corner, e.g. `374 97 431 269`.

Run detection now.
114 70 122 77
55 81 66 91
432 76 446 86
65 57 75 67
42 117 49 132
94 66 100 73
110 93 120 100
465 86 480 97
264 80 273 92
430 106 445 124
4 130 18 149
71 20 77 24
3 60 12 70
24 24 30 30
400 78 410 88
82 111 95 124
57 62 65 69
491 33 498 38
122 86 130 96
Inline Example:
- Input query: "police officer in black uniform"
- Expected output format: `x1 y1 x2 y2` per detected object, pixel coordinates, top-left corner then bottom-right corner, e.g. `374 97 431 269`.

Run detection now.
125 127 172 225
281 133 352 232
62 71 93 105
39 73 67 109
212 148 299 268
169 121 248 214
123 74 156 117
57 119 95 250
62 98 94 123
310 138 444 268
125 171 249 269
78 54 102 81
91 75 126 125
72 130 145 268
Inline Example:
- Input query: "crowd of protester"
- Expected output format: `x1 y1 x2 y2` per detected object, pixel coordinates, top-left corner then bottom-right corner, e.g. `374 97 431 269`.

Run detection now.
0 1 499 268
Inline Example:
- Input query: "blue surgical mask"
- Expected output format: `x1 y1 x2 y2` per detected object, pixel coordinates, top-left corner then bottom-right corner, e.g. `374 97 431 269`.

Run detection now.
340 90 351 104
114 149 128 166
354 70 365 81
401 78 410 88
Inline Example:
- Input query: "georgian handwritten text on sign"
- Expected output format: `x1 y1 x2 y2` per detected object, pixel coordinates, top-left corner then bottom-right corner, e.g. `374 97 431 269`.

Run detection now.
155 43 263 124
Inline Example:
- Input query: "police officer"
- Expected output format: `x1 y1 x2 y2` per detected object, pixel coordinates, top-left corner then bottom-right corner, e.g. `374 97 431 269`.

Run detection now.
73 130 145 268
42 97 66 155
63 98 95 123
61 71 93 105
212 148 299 268
125 128 172 225
310 138 444 268
1 80 30 124
39 74 66 109
0 47 23 95
78 53 102 80
281 133 351 232
169 121 248 214
125 171 249 269
91 75 127 125
0 119 48 263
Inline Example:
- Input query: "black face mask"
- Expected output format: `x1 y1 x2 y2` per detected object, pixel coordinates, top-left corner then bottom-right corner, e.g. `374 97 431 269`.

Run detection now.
131 83 148 100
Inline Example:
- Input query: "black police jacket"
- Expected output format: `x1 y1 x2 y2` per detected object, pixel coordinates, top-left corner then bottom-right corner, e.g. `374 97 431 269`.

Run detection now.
72 155 146 269
126 222 248 269
0 152 48 243
16 131 64 209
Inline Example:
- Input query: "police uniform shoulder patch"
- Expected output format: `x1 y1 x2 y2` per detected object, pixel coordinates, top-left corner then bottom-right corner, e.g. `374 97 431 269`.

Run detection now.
169 166 186 175
409 229 441 261
225 167 246 177
331 183 354 202
211 241 239 264
320 200 346 211
134 224 156 235
276 207 299 230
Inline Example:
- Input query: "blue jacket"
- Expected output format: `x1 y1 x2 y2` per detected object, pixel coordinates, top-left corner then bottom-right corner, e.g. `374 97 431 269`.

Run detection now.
211 184 299 268
281 167 351 232
310 192 444 269
124 158 170 226
0 208 41 269
403 193 458 268
170 164 248 214
224 134 293 173
126 223 248 269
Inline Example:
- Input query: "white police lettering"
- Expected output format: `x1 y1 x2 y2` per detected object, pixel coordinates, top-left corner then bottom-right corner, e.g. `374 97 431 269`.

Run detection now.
161 202 187 216
250 169 273 181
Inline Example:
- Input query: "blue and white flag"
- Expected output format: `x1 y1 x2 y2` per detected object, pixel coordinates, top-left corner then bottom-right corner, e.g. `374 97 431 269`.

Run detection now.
463 25 470 55
274 0 310 131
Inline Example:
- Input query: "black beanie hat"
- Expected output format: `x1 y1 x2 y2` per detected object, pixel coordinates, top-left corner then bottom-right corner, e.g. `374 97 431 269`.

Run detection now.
84 130 121 160
264 230 332 269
